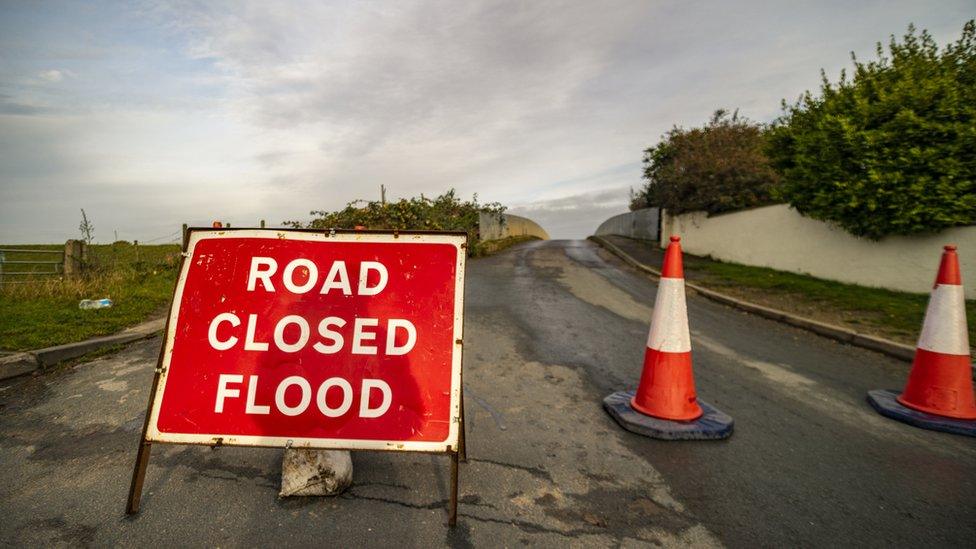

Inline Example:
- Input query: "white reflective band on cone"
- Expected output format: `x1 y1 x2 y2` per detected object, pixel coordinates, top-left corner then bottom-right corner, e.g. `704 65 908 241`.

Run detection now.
917 284 970 356
646 277 691 353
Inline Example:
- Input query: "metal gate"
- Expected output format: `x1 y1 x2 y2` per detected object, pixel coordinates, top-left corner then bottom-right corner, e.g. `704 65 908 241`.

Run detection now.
0 248 65 284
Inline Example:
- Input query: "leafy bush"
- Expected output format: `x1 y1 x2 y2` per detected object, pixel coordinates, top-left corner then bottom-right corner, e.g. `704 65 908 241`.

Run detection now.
628 187 648 211
767 21 976 239
286 190 506 256
635 110 781 215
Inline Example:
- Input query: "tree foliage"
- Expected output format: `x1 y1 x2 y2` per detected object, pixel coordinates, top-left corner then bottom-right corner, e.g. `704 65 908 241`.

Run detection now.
635 110 781 215
286 189 506 255
767 21 976 239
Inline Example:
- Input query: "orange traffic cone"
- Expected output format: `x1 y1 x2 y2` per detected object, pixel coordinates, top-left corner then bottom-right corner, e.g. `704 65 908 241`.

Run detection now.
632 236 702 421
604 236 733 440
868 245 976 436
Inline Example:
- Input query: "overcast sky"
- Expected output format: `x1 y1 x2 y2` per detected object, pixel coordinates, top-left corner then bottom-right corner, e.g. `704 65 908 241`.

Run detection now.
0 1 971 243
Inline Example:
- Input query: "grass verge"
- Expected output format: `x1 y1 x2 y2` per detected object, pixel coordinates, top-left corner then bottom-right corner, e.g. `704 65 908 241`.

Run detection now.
598 236 974 350
0 243 180 351
475 235 542 256
689 255 976 347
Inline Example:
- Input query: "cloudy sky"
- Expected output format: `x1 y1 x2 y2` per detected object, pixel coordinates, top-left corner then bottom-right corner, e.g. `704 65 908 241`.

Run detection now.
0 1 971 242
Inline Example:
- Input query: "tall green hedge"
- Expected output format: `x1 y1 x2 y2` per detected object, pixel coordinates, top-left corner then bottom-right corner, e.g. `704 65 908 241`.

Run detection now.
767 22 976 239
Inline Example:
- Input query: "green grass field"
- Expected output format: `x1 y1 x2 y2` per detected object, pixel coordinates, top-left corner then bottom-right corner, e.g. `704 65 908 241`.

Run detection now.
0 243 181 351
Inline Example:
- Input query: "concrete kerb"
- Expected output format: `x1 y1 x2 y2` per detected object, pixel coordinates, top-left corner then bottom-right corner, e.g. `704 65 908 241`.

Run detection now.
589 235 921 364
0 353 39 380
0 318 166 381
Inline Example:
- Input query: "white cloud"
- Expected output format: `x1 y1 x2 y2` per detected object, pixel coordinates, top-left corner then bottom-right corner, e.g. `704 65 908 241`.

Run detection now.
510 186 633 239
1 1 973 243
38 69 63 82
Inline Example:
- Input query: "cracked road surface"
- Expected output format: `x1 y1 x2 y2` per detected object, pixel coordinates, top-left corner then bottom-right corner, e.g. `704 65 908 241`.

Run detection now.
2 239 974 546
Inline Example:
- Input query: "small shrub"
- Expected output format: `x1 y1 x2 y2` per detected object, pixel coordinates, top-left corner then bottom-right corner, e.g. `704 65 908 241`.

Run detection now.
636 110 781 215
286 189 506 256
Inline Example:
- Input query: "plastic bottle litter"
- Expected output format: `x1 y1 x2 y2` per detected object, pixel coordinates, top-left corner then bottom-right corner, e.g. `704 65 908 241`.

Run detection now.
79 298 113 310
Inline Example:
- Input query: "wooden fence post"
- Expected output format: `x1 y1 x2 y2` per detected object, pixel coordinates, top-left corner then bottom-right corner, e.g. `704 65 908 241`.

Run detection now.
64 240 85 279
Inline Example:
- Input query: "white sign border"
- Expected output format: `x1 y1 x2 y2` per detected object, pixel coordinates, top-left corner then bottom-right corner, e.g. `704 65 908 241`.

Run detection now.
145 229 466 453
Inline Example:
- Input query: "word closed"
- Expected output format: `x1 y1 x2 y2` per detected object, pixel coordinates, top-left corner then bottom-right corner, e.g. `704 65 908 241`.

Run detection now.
146 230 466 452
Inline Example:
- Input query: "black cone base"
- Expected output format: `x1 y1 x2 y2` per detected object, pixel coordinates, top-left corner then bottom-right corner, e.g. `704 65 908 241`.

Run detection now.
603 390 733 440
867 389 976 438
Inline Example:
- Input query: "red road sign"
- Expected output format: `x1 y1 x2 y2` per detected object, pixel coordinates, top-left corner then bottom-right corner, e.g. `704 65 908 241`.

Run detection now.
146 229 466 452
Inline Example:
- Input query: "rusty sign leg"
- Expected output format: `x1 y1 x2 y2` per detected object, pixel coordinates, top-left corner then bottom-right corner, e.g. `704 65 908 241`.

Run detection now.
125 310 174 515
126 366 162 515
125 238 188 515
449 373 465 526
448 451 459 527
126 441 153 514
458 386 467 463
125 349 165 515
126 366 161 515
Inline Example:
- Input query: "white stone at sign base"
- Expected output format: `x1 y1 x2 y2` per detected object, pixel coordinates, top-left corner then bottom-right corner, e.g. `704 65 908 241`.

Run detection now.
279 449 353 497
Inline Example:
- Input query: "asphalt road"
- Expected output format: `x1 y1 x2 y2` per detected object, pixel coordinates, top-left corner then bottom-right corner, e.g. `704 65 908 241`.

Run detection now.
1 239 974 547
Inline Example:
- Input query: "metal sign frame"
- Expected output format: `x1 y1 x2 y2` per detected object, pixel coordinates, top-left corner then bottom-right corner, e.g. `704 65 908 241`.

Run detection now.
126 227 468 526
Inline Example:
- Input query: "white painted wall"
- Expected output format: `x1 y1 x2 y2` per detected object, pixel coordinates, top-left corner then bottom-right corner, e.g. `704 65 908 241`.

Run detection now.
479 212 550 241
594 208 660 241
659 204 976 299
